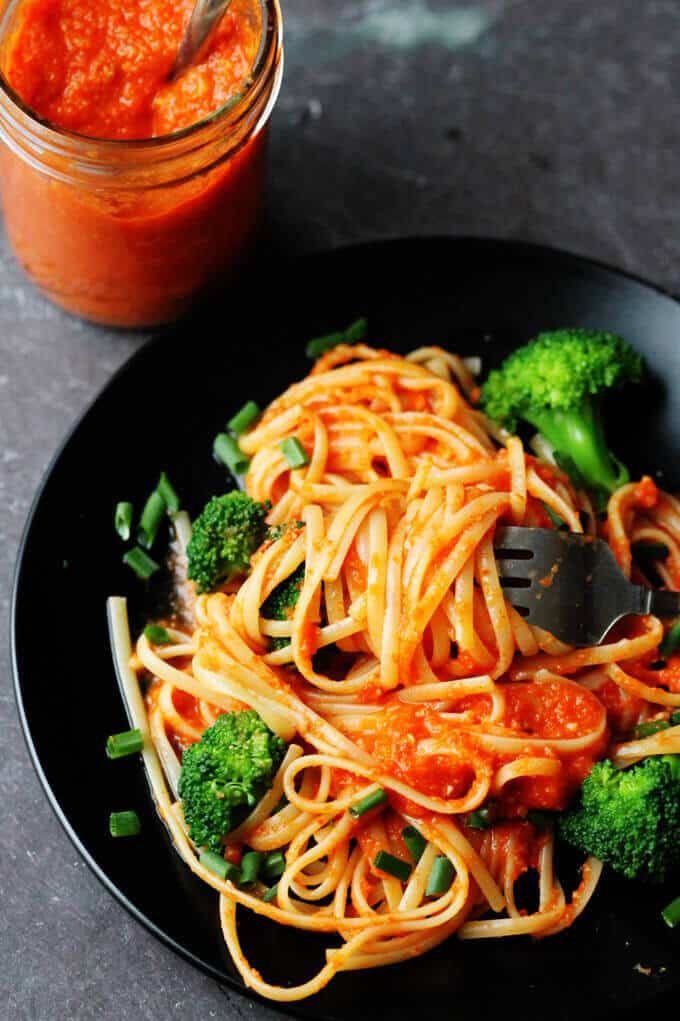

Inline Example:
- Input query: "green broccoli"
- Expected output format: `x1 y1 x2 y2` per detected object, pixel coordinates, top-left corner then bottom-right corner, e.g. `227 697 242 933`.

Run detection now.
178 710 286 853
558 756 680 882
187 492 268 593
261 563 305 650
481 329 643 493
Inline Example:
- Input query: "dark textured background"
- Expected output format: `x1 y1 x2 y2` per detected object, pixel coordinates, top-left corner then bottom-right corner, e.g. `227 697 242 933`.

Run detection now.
2 1 679 1017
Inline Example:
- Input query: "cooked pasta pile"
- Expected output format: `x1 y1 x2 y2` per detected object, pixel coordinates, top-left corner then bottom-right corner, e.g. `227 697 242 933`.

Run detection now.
108 344 680 1002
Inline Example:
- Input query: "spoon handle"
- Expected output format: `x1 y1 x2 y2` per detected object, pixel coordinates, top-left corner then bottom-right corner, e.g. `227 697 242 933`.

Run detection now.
170 0 233 81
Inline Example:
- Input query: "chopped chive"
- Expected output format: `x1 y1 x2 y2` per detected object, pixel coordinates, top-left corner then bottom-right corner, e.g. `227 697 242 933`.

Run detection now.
114 501 133 541
144 624 172 645
634 718 671 739
349 789 388 818
662 895 680 928
109 810 141 837
467 806 492 830
426 855 454 897
199 850 240 882
373 850 412 882
527 810 555 831
106 728 144 759
138 489 166 549
240 850 263 885
157 472 180 514
262 884 278 903
305 317 368 358
280 437 309 469
660 620 680 659
214 432 250 475
632 540 670 562
262 850 286 881
543 503 566 530
228 400 261 435
123 546 160 580
402 825 427 863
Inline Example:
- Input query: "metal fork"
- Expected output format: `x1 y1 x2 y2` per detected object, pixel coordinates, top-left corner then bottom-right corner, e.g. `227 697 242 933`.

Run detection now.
494 526 680 647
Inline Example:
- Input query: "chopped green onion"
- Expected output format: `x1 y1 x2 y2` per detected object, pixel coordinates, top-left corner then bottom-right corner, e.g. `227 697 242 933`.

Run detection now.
467 807 492 830
262 850 286 881
426 855 454 897
634 718 671 739
632 541 670 562
157 471 180 514
240 850 263 885
373 851 412 882
199 850 240 882
305 317 368 358
144 624 172 645
543 503 566 530
402 825 427 863
214 432 250 475
661 895 680 928
660 620 680 659
228 400 261 435
138 489 166 549
123 546 160 580
349 789 388 818
527 810 555 830
633 711 680 739
106 728 144 760
280 437 309 469
114 501 133 541
109 810 141 837
262 884 278 903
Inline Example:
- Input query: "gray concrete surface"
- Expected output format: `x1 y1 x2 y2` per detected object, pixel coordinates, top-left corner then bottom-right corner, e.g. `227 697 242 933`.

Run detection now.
2 1 679 1017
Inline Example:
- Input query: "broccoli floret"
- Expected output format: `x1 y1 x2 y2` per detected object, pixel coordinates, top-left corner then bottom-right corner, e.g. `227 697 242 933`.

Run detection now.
559 756 680 882
481 329 643 493
178 710 286 853
261 563 305 650
187 492 268 593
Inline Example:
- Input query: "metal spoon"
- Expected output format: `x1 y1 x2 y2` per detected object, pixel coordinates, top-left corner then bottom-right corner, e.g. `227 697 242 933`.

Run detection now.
170 0 233 81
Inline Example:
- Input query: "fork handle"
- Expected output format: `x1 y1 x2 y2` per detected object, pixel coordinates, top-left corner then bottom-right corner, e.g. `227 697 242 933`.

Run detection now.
642 589 680 618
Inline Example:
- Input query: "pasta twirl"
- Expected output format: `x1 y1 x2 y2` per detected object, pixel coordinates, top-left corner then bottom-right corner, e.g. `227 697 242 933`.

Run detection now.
109 344 680 1002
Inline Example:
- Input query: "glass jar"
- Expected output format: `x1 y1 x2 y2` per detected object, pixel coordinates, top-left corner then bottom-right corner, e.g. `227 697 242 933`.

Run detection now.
0 0 283 327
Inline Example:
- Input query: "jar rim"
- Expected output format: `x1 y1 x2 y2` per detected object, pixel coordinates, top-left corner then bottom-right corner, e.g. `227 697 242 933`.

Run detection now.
0 0 281 153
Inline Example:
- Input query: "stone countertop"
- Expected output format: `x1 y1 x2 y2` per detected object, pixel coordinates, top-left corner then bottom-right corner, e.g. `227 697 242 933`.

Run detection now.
2 1 678 1018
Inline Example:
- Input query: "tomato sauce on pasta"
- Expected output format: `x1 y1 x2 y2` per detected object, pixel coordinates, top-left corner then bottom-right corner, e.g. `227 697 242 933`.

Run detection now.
108 343 680 1002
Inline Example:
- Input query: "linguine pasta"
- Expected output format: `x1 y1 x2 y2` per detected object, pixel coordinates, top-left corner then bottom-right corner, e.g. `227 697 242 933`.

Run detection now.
108 344 680 1002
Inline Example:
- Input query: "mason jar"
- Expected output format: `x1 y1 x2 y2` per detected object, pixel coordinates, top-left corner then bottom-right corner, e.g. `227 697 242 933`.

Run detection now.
0 0 283 327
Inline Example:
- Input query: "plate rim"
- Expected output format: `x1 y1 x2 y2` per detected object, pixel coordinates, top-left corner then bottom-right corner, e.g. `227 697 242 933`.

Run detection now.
11 234 680 1016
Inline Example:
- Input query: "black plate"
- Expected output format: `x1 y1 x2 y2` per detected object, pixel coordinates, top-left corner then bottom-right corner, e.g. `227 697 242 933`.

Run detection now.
12 238 680 1021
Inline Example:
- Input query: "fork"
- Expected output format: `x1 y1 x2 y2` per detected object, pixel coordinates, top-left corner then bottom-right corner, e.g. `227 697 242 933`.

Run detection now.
494 526 680 647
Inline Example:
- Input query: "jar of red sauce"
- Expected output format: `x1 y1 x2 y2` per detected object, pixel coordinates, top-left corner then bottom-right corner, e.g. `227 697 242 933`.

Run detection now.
0 0 282 327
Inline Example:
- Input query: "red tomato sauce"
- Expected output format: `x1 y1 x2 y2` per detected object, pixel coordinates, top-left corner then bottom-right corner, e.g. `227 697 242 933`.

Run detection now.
633 475 659 510
498 680 607 812
5 0 261 139
0 0 272 326
623 652 680 694
356 703 491 811
350 680 607 818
